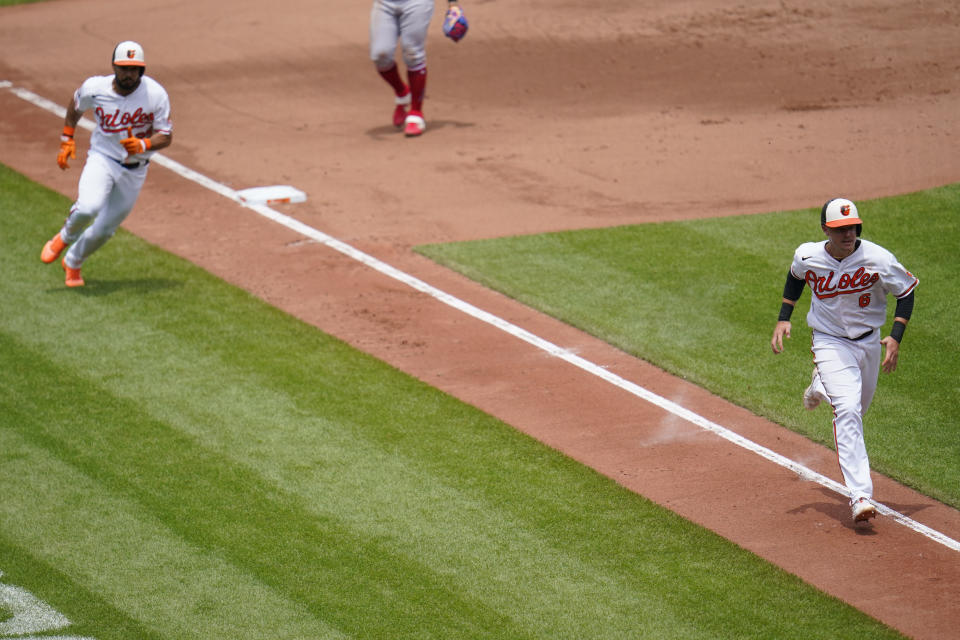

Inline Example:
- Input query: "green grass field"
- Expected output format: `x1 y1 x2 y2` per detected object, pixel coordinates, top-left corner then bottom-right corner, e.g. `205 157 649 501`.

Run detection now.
417 186 960 509
0 163 914 638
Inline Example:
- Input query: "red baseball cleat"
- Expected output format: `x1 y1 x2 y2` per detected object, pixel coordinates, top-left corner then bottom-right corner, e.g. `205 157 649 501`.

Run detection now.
404 111 425 137
393 91 411 128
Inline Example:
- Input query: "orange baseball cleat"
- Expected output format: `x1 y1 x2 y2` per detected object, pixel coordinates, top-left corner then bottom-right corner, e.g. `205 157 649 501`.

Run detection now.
41 233 67 263
62 257 84 287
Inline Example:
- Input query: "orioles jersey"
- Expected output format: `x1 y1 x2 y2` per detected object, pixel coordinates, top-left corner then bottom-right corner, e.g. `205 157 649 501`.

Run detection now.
790 238 918 339
74 74 172 164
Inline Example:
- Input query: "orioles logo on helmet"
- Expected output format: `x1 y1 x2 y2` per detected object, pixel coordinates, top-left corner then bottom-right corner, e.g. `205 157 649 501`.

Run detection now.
840 204 851 216
126 49 137 59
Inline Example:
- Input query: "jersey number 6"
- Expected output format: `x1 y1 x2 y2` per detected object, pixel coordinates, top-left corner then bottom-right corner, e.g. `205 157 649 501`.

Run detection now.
859 293 871 308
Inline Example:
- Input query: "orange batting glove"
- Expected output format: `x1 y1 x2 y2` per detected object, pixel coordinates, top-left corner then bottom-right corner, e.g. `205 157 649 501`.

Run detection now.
57 126 77 170
121 127 151 156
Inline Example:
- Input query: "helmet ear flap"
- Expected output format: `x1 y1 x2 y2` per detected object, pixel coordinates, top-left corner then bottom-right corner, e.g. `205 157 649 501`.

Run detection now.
820 199 833 226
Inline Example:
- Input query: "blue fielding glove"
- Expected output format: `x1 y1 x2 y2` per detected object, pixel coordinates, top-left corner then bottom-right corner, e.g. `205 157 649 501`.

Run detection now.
443 5 468 42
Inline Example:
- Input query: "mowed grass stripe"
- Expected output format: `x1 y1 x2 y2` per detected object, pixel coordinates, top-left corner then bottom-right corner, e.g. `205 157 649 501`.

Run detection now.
0 333 528 639
0 326 823 640
0 533 164 640
1 163 905 638
0 425 341 640
0 334 901 640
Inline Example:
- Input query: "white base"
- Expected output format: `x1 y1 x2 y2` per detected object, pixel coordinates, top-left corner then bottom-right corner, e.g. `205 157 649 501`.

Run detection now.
237 185 306 205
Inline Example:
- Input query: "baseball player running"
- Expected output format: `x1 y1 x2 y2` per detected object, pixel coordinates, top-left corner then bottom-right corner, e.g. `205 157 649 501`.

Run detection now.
370 0 467 137
41 41 173 287
771 198 917 523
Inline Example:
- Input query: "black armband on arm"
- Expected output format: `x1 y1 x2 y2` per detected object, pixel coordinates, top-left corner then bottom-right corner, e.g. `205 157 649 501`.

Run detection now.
894 291 915 321
890 320 906 343
889 291 914 343
782 271 805 301
778 301 794 322
778 271 805 321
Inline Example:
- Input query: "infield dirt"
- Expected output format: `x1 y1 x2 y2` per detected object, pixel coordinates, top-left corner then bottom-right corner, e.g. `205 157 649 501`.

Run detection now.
1 1 958 638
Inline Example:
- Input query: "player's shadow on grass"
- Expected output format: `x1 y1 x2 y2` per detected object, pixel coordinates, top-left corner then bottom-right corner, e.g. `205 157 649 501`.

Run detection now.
47 277 183 297
366 119 475 140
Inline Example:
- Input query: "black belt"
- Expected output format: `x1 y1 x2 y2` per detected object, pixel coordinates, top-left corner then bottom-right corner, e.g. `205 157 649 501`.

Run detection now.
111 157 149 170
851 328 874 341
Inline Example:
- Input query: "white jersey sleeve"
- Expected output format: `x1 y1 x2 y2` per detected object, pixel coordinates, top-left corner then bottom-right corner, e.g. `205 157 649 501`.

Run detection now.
790 239 917 339
74 75 172 163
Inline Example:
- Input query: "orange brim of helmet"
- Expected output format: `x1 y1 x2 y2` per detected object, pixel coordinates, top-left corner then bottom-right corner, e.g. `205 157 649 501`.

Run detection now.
824 217 863 228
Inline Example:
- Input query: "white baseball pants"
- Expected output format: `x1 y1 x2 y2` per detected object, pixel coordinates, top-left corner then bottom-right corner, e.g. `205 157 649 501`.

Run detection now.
61 151 147 268
809 330 882 501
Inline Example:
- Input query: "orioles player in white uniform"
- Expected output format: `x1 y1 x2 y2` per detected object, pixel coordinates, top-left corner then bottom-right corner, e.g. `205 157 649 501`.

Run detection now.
41 40 173 287
771 198 917 523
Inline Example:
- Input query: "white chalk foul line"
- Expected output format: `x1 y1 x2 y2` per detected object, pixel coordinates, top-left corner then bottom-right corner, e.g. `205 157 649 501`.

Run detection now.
7 82 958 553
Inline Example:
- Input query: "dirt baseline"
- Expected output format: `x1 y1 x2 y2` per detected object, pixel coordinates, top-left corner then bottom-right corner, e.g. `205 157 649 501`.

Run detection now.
1 0 959 638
